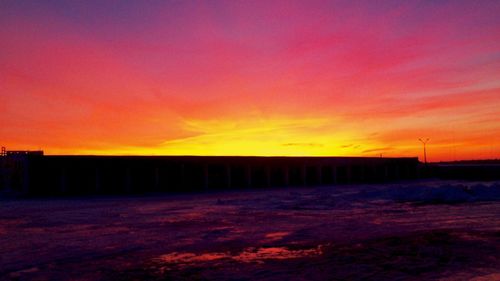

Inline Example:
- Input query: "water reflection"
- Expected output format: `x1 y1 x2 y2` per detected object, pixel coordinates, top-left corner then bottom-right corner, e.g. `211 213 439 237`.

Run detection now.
264 231 290 241
159 252 229 264
156 245 323 268
469 273 500 281
233 246 322 263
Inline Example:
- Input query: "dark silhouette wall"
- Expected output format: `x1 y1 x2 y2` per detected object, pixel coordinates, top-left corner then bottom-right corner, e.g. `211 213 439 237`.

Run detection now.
0 155 419 196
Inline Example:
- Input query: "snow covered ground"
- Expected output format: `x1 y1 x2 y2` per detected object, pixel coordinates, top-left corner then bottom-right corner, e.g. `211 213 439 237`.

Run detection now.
1 180 500 280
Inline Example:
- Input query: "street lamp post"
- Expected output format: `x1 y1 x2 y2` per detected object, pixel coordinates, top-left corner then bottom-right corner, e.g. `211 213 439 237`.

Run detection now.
418 138 429 164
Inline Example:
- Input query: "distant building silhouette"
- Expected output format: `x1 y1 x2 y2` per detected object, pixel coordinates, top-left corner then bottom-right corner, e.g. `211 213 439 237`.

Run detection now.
1 147 44 156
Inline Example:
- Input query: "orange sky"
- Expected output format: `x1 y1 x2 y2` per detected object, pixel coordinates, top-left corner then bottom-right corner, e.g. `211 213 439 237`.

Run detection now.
1 1 500 161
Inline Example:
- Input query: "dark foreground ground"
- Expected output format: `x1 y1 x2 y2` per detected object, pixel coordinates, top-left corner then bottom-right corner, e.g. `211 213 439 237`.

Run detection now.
1 180 500 280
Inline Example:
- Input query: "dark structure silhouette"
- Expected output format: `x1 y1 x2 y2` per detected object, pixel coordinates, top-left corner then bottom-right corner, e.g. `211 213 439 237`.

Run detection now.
0 151 420 196
432 161 500 181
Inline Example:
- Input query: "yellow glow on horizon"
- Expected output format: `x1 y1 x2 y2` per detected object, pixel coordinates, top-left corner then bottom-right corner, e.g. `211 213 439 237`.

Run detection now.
53 116 387 157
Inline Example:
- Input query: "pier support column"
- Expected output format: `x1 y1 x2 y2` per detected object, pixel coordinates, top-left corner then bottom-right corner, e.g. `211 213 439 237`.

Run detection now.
284 166 290 187
394 165 400 180
2 162 12 191
125 167 132 193
180 163 185 189
60 167 67 194
225 165 232 189
245 166 252 188
95 168 101 193
163 166 169 192
0 164 6 191
203 164 209 190
346 166 352 184
300 164 307 186
265 166 271 188
153 167 160 191
360 166 366 182
21 160 30 194
317 166 323 185
332 166 337 184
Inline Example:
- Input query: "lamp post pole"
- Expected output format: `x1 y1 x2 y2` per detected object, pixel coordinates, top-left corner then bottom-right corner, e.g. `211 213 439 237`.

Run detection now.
418 138 429 164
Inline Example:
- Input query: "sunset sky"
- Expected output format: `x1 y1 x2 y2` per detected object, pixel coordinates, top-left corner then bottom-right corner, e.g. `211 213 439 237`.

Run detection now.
1 0 500 161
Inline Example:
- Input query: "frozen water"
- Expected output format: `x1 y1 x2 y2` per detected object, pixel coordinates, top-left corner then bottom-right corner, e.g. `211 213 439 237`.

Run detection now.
0 180 499 280
386 182 500 204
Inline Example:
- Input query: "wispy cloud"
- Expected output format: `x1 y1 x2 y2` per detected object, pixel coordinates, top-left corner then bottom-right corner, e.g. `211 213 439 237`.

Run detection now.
282 143 324 147
362 147 393 154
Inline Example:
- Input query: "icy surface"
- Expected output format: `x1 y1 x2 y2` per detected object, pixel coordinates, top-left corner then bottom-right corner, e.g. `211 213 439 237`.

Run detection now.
1 180 500 280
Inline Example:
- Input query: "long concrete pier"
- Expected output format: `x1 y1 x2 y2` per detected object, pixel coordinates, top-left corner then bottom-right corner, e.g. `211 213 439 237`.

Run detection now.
0 155 419 196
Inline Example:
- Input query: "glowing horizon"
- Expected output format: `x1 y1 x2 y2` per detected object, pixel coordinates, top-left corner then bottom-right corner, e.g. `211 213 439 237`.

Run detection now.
1 1 500 161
